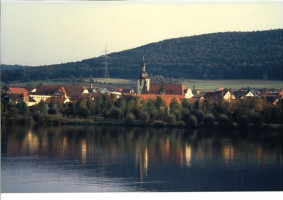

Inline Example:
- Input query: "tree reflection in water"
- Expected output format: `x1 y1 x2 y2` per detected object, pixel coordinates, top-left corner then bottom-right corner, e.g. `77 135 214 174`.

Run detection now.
2 125 283 191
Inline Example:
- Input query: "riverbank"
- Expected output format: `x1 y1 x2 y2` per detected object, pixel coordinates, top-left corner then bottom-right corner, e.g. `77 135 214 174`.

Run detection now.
2 115 283 132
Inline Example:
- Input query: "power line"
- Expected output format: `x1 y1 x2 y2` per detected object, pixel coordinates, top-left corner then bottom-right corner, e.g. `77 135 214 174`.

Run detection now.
102 45 110 78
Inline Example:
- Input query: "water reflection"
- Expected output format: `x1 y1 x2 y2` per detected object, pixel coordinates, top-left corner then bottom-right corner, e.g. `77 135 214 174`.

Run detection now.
2 125 283 192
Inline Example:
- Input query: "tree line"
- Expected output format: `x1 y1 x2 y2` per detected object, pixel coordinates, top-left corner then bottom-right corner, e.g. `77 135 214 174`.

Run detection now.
2 94 283 129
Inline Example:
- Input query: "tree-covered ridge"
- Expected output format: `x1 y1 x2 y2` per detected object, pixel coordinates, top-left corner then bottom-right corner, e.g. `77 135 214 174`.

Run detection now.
1 64 31 71
1 29 283 82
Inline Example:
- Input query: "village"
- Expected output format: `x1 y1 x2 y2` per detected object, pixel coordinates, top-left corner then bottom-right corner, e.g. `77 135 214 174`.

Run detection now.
3 57 283 108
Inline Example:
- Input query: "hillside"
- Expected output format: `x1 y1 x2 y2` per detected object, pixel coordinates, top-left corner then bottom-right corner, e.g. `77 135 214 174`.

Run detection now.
1 29 283 82
1 64 31 71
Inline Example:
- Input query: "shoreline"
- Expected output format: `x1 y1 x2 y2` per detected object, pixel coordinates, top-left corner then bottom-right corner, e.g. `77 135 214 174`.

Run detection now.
2 117 283 132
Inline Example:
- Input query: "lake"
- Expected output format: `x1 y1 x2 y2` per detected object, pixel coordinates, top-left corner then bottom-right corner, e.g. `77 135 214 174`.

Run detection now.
1 125 283 192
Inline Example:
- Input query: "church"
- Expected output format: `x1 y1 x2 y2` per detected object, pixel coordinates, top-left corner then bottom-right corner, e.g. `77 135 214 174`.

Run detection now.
136 57 194 104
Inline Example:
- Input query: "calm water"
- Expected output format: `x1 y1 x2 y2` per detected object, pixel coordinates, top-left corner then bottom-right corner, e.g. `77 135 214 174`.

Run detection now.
1 125 283 192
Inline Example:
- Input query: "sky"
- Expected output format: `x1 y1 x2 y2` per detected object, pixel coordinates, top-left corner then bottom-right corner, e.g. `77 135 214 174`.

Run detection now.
1 0 283 66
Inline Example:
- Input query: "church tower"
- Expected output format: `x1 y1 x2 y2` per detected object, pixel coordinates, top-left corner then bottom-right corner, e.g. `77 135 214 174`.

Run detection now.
137 56 150 94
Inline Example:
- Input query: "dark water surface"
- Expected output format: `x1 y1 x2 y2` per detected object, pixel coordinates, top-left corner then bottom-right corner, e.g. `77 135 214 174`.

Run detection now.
1 125 283 192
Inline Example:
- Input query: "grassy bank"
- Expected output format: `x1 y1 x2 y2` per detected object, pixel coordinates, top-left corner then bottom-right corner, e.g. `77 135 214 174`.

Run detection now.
3 79 283 91
183 79 283 90
1 78 136 88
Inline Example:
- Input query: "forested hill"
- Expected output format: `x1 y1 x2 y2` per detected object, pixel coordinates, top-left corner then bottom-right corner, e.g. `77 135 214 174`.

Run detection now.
1 65 31 71
1 29 283 82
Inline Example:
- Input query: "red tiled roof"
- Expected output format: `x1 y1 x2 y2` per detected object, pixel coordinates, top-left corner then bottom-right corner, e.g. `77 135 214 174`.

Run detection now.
33 85 67 95
6 93 22 101
136 94 184 105
8 87 28 95
65 85 88 97
149 84 186 95
45 97 67 104
185 97 203 104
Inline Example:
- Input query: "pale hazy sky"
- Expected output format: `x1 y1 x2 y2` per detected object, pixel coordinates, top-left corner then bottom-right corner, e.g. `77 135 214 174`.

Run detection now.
1 0 283 66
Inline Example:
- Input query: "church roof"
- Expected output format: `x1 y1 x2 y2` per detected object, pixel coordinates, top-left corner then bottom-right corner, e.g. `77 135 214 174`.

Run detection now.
149 84 186 95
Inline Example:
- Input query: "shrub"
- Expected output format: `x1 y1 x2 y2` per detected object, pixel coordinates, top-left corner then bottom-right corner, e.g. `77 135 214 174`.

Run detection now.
8 107 19 118
125 113 135 124
187 115 197 128
48 108 57 115
203 114 215 128
195 110 204 124
181 109 190 122
166 114 177 126
33 113 66 124
109 107 123 120
140 111 150 122
173 110 182 121
78 108 89 119
238 114 249 129
218 114 230 128
251 113 264 127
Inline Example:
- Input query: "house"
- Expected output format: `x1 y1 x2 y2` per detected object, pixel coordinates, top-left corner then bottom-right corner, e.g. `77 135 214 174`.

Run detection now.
30 85 69 104
233 89 254 100
122 88 135 95
265 96 280 106
28 97 37 107
65 85 89 102
108 88 122 97
45 96 70 105
204 89 233 102
5 87 29 105
100 88 110 94
184 88 194 99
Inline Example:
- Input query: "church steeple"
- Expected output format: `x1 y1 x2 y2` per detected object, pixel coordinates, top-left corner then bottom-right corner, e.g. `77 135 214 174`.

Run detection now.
137 56 150 94
141 55 146 72
139 56 148 79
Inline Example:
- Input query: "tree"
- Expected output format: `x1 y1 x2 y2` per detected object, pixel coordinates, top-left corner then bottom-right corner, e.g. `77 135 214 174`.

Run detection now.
238 114 249 130
166 114 177 126
145 99 158 120
251 113 264 127
48 101 57 114
187 115 197 128
218 114 230 128
125 113 135 124
140 111 150 122
16 102 28 115
169 98 180 114
8 107 19 118
203 114 215 128
116 98 127 115
35 100 48 114
78 108 89 119
192 85 197 95
155 96 166 108
109 107 123 120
